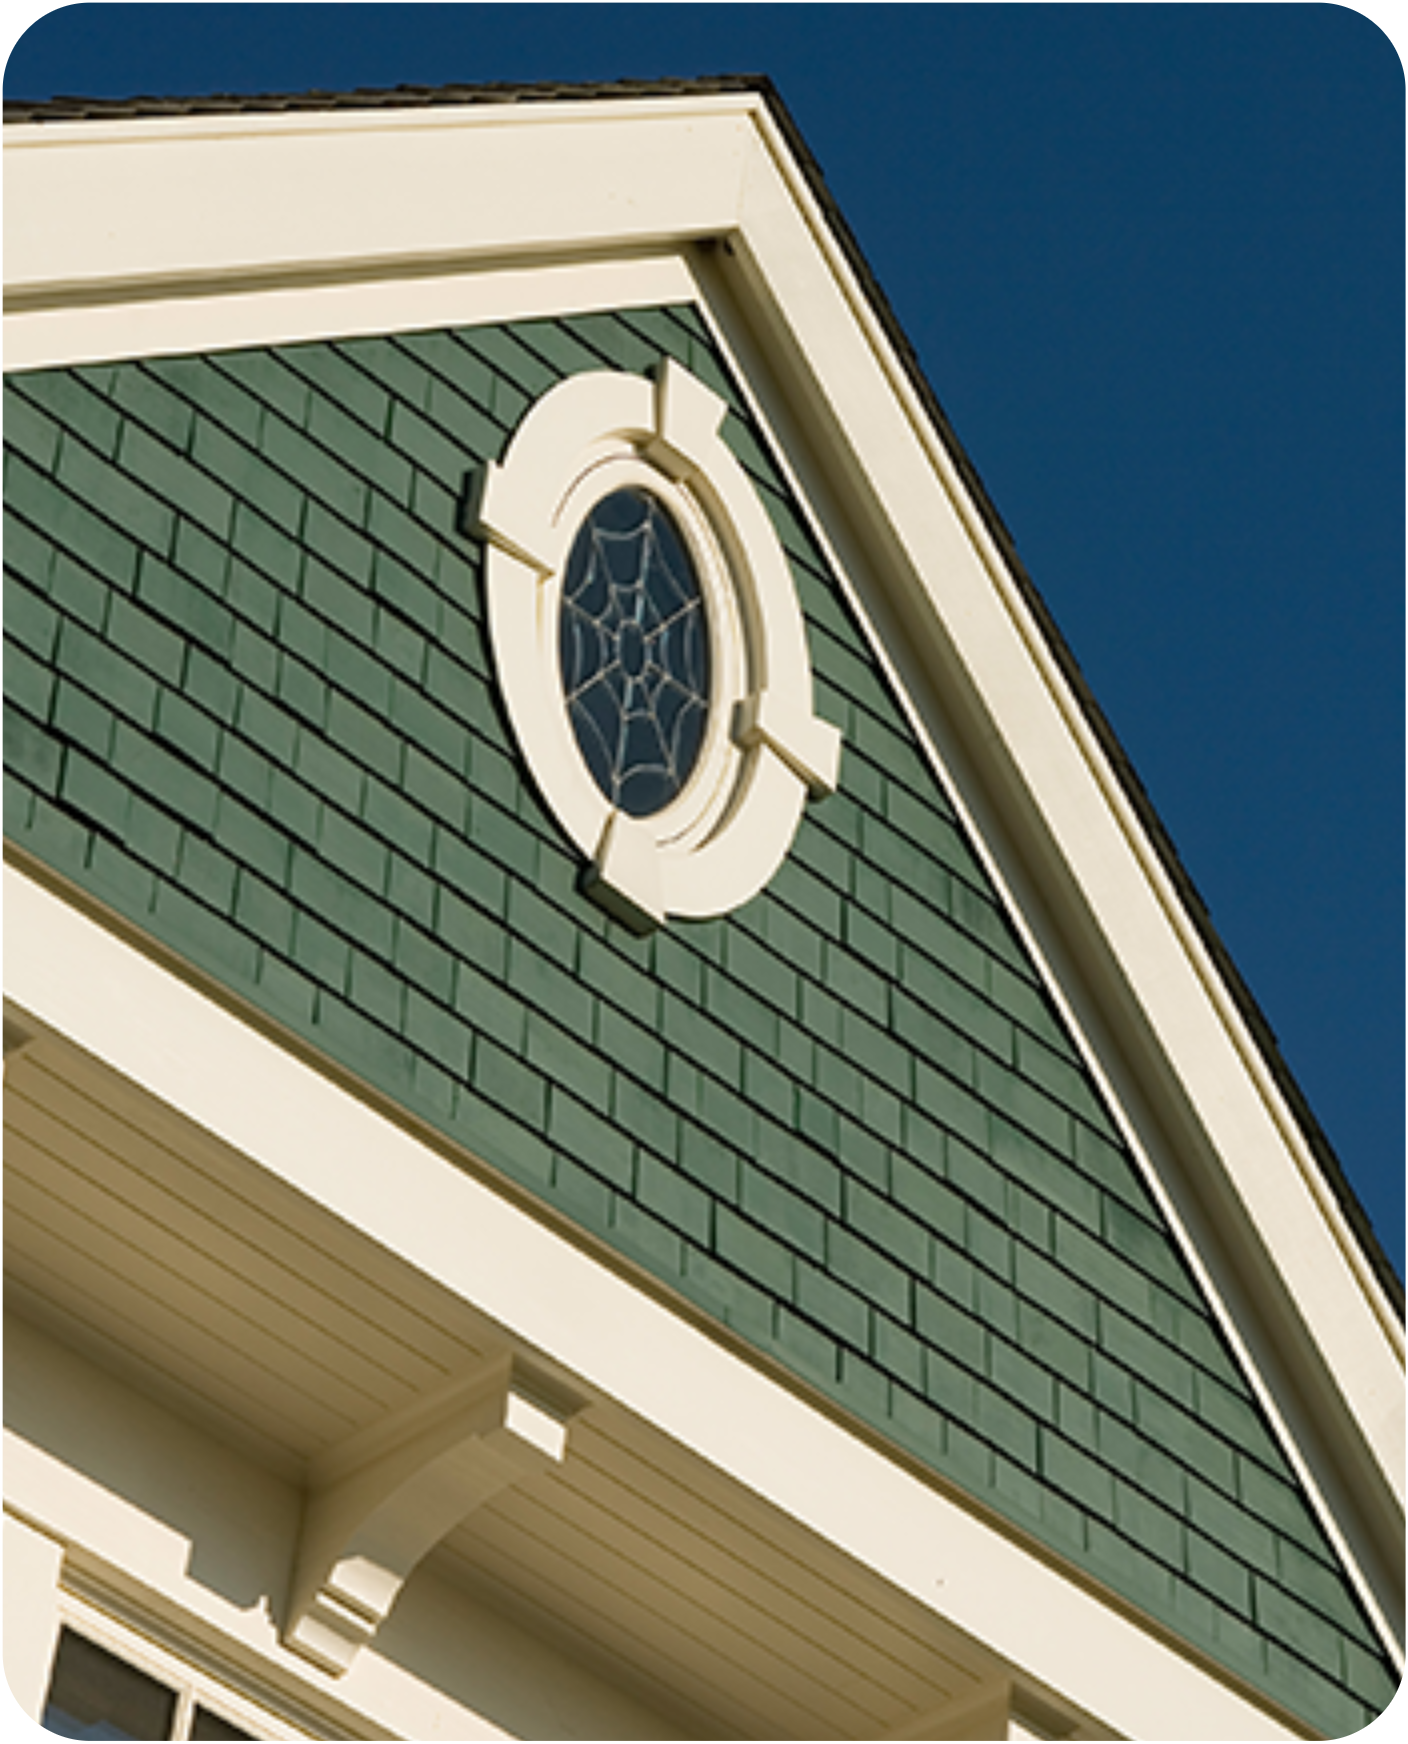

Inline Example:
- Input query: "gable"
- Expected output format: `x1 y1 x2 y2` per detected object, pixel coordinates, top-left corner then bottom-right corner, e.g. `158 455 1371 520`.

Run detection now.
3 297 1396 1735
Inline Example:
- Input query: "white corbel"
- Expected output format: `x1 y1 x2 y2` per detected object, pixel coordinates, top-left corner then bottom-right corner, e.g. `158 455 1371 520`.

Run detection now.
283 1353 583 1675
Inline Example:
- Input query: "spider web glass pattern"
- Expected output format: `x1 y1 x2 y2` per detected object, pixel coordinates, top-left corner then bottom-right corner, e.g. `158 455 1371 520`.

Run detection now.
560 488 711 817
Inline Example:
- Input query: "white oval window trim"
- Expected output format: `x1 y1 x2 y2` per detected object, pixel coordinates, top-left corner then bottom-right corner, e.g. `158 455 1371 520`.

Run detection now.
471 357 841 933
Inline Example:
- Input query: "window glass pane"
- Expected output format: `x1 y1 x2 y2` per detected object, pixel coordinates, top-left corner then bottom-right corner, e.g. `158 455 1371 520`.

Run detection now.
560 488 710 817
42 1629 177 1741
190 1707 255 1742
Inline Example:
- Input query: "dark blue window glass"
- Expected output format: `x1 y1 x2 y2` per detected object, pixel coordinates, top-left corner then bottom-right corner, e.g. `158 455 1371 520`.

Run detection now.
560 489 711 817
42 1630 177 1740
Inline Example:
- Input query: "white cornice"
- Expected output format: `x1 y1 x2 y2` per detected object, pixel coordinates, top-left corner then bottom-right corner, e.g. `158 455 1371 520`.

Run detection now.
2 95 756 306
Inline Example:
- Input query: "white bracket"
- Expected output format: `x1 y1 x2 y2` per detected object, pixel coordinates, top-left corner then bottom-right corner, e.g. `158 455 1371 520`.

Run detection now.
283 1353 583 1675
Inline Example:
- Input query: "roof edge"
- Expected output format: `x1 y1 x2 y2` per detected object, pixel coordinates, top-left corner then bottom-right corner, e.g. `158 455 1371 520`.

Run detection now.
0 73 769 125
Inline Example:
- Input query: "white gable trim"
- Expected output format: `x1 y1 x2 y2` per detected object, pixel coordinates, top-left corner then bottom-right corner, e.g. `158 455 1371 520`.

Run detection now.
5 862 1300 1742
0 253 701 373
4 90 1400 1646
1 97 757 304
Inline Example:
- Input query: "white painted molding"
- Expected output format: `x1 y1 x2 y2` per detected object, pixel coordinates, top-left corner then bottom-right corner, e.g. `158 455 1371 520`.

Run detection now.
1 255 702 374
3 866 1298 1741
284 1355 581 1675
3 1510 65 1722
1 99 755 303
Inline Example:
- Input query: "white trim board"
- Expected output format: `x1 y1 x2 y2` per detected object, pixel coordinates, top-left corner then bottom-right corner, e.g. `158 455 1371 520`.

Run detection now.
4 862 1300 1742
2 99 754 303
2 254 700 374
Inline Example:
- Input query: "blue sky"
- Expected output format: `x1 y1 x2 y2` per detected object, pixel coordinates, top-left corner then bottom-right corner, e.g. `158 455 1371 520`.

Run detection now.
5 4 1403 1277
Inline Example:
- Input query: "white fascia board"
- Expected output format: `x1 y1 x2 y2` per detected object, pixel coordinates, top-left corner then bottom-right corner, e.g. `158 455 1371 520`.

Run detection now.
3 96 737 370
1 84 1397 1622
2 98 752 298
3 862 1296 1743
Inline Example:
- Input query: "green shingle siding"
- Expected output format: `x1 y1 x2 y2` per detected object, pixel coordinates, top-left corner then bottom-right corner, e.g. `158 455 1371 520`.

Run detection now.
3 306 1392 1735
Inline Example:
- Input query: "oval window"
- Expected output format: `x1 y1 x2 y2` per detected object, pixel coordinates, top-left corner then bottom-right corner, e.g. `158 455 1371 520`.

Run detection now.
559 488 711 818
476 362 840 930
